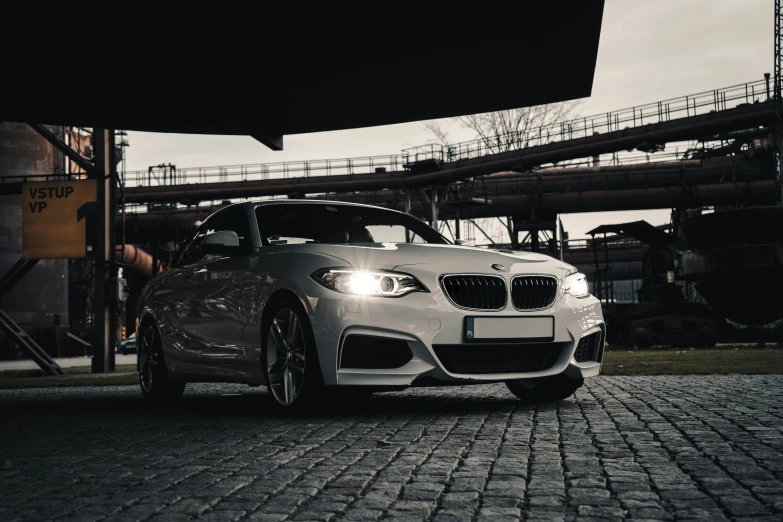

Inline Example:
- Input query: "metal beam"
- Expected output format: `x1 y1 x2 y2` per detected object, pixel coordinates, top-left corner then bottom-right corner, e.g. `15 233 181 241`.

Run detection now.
468 219 496 245
0 258 39 300
28 123 95 173
0 258 64 376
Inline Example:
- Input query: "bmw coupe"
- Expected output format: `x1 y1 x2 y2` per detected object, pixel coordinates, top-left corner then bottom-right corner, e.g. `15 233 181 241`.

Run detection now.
136 200 605 408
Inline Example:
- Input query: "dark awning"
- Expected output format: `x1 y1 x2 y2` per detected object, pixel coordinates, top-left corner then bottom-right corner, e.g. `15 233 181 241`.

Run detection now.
3 4 605 149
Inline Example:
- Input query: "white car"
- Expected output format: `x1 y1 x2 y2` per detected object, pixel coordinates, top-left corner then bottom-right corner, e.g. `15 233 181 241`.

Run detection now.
136 200 605 409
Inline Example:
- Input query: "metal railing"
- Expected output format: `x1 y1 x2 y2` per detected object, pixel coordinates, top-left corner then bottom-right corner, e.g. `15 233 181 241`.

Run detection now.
402 78 770 163
123 155 407 187
121 78 771 191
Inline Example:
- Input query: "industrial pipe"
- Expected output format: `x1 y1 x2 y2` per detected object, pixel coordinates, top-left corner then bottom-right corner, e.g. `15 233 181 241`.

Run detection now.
115 244 162 278
326 180 777 218
121 181 777 238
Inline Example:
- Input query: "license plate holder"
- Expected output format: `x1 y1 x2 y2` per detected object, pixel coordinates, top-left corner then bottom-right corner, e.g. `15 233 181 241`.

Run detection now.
464 316 554 342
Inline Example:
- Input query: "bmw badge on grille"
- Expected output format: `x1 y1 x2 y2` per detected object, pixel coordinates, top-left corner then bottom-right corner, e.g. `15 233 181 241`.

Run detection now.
491 264 507 272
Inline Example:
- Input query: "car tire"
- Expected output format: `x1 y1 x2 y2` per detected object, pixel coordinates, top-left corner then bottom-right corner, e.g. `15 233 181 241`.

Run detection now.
505 375 584 404
138 322 186 401
261 294 325 411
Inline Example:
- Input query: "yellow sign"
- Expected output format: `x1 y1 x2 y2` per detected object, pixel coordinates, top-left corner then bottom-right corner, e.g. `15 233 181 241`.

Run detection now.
22 180 97 259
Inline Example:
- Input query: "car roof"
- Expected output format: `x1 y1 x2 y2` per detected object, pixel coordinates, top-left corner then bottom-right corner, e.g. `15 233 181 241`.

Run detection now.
224 199 405 213
200 199 413 230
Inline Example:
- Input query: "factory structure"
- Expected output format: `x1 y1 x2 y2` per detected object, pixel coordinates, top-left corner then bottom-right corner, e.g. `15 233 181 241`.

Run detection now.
1 4 782 374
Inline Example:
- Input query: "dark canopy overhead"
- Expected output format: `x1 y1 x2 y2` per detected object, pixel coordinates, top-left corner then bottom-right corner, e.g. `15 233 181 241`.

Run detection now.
4 4 604 150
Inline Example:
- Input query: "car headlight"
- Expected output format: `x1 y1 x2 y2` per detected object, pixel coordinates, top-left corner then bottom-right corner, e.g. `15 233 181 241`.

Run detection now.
310 268 427 297
565 272 590 298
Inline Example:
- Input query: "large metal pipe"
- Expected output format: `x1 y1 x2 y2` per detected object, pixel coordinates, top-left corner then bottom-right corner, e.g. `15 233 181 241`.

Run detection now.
115 244 162 279
328 180 777 218
122 181 777 236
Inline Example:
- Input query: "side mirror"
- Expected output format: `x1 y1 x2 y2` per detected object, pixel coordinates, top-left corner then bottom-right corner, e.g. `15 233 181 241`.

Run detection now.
200 230 240 254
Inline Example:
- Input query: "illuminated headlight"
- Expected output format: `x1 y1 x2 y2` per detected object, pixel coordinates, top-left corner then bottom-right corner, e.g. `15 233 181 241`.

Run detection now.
310 268 427 297
565 272 590 298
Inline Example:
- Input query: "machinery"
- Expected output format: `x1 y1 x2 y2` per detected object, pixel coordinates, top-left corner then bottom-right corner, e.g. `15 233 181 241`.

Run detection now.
589 207 783 347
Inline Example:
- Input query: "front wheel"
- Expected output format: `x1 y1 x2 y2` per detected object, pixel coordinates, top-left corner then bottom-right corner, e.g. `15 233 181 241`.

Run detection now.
138 323 186 401
261 296 324 410
505 375 583 404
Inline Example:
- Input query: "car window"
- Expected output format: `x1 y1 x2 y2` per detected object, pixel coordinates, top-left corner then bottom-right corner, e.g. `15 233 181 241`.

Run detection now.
255 203 447 246
176 206 253 266
365 225 427 244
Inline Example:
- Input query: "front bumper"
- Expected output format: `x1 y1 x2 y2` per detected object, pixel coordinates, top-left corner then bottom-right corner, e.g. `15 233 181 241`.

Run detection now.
304 277 605 387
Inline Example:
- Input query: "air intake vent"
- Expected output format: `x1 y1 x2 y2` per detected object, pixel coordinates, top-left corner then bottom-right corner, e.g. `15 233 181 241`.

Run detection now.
574 331 603 363
440 275 506 310
511 276 558 310
340 335 413 369
433 343 564 374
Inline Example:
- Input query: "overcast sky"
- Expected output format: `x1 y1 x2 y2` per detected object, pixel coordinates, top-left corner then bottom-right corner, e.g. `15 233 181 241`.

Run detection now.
124 0 772 239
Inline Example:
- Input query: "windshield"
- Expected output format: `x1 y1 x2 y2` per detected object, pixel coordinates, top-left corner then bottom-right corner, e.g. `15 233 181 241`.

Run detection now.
255 203 447 246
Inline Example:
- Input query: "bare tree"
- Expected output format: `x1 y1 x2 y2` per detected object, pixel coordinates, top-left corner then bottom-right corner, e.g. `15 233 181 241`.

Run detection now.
423 120 451 148
423 101 582 245
457 101 581 154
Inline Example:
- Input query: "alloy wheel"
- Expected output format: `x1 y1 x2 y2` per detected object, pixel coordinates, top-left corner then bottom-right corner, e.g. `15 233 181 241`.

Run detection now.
266 308 306 405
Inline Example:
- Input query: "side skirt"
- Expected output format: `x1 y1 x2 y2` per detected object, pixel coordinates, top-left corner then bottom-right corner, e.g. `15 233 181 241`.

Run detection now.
164 353 266 385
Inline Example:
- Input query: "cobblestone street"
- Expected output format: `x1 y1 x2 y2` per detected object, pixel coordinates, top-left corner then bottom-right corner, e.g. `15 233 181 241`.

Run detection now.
1 376 782 521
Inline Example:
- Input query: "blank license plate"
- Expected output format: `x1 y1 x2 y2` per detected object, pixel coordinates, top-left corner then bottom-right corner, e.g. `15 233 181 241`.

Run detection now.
465 317 554 341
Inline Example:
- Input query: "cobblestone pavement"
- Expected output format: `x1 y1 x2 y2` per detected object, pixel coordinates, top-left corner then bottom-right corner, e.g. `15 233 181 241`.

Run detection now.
1 376 783 521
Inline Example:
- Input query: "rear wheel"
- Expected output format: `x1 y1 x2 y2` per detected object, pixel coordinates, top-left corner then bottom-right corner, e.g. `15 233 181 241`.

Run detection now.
138 322 186 401
505 375 583 404
262 296 324 410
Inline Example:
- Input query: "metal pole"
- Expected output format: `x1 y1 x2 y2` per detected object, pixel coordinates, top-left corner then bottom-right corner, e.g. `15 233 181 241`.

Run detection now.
108 130 118 371
404 191 411 242
430 187 438 231
558 218 564 261
776 0 783 203
455 209 461 241
91 129 116 374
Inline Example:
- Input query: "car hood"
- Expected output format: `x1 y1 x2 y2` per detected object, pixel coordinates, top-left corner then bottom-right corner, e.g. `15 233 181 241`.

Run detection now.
297 243 576 277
